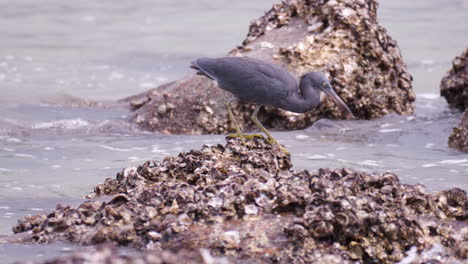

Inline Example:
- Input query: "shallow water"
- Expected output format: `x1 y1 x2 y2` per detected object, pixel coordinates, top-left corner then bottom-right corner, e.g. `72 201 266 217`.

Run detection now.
0 0 467 263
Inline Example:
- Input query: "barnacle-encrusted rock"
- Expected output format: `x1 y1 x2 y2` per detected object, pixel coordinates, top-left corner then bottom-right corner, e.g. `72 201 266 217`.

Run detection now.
441 48 468 111
123 0 414 134
449 109 468 152
11 138 467 264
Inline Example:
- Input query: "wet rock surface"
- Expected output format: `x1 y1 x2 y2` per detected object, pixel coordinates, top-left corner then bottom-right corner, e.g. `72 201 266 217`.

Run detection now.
123 0 414 134
441 48 468 111
449 109 468 153
12 138 467 264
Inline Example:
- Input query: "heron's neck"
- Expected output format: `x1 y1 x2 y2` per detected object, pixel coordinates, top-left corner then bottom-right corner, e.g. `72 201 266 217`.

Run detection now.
277 81 321 113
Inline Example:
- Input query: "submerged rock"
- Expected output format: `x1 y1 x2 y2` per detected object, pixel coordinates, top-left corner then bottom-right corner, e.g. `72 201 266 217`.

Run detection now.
12 138 467 264
441 47 468 111
123 0 414 134
449 109 468 152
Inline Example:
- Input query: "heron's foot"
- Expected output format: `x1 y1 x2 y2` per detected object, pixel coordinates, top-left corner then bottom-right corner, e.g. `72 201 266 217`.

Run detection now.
265 137 290 155
227 133 265 140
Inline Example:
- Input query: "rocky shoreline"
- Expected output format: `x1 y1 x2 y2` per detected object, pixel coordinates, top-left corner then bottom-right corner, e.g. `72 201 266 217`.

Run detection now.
10 138 467 264
122 0 415 135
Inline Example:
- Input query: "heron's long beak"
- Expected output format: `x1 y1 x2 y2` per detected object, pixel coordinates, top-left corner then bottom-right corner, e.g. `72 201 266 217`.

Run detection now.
323 88 355 119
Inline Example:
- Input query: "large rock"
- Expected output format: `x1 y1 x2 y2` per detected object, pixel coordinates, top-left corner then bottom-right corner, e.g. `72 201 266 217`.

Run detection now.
441 48 468 111
10 138 467 264
123 0 414 134
449 109 468 152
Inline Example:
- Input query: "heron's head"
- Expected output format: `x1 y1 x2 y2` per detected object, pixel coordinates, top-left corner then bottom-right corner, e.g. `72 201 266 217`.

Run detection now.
301 72 355 119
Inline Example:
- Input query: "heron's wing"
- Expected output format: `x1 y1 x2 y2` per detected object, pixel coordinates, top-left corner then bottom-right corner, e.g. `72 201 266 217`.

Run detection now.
194 57 296 105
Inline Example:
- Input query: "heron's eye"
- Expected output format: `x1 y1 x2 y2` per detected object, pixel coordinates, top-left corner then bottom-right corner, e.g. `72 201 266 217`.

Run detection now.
322 82 328 87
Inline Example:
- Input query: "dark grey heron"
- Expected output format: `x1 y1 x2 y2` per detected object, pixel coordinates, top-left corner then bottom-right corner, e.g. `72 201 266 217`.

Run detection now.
190 57 354 153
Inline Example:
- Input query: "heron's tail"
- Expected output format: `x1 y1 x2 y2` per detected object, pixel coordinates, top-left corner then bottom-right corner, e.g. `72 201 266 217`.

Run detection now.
190 59 215 80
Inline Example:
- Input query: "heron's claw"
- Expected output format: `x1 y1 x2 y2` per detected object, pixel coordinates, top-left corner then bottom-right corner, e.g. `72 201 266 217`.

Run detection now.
265 137 290 155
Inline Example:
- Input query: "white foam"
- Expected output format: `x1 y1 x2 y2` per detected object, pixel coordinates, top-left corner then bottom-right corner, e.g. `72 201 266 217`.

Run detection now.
295 134 309 139
128 156 140 161
99 145 132 152
0 168 13 172
379 128 402 133
418 93 439 99
15 153 35 158
151 146 167 153
438 159 468 165
131 147 148 150
358 160 379 167
0 206 10 210
422 164 437 168
424 143 435 148
307 154 327 160
380 123 392 128
51 165 61 169
32 119 89 129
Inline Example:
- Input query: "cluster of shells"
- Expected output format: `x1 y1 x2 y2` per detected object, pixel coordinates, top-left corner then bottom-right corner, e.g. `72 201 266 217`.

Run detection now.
13 138 467 263
126 0 415 135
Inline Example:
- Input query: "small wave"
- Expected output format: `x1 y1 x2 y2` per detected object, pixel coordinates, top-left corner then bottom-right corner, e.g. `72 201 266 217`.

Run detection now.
438 159 468 165
15 153 35 158
99 145 132 152
306 154 327 160
32 118 90 129
379 128 402 133
358 160 380 167
418 93 440 99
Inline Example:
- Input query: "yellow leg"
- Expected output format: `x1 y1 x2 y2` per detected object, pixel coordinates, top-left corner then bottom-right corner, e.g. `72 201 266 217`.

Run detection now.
225 99 246 145
251 105 289 154
225 100 264 144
